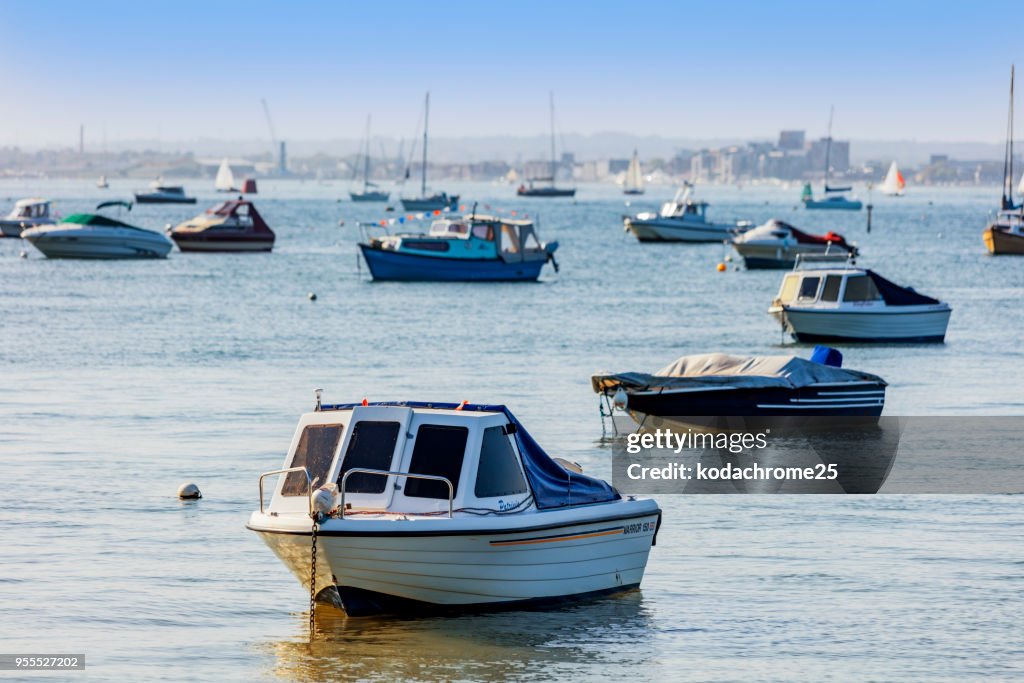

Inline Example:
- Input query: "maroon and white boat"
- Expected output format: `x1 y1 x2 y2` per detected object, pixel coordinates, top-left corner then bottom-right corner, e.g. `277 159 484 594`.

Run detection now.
731 219 856 269
169 199 275 252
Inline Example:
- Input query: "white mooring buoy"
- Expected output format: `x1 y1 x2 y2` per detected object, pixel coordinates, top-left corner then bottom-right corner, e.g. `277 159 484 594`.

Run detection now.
177 482 202 500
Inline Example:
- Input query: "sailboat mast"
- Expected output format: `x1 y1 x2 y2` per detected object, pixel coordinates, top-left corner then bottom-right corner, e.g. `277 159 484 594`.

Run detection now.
824 106 834 189
1004 66 1015 208
363 115 372 192
422 92 429 197
549 91 557 182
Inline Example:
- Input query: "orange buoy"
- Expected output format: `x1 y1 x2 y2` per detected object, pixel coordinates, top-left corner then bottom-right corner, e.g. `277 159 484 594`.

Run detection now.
716 263 727 272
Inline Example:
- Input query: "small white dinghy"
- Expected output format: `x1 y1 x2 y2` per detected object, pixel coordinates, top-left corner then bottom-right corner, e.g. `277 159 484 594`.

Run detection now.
248 399 661 616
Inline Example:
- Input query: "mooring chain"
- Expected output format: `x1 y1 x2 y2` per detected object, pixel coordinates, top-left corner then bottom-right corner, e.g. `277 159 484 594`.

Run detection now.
309 514 320 636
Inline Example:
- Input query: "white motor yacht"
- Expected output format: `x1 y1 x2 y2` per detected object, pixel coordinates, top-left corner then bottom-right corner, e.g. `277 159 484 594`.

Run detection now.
21 201 173 259
0 198 58 237
768 256 951 343
248 399 661 616
624 184 747 242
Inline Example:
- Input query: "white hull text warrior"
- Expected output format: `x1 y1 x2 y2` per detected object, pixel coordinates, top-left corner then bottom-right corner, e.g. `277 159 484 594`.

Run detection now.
248 399 660 616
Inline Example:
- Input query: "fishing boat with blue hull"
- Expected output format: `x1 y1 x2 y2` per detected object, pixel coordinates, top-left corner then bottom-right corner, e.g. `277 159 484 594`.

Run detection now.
359 214 558 282
248 399 660 616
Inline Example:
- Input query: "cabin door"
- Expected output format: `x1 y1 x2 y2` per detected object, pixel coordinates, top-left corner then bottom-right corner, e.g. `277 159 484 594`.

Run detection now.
332 406 413 511
499 224 523 262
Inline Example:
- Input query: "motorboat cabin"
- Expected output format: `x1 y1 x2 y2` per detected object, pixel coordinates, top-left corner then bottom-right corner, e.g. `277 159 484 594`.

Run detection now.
624 184 748 242
0 198 58 237
768 257 951 343
248 400 660 616
169 199 275 252
358 214 559 281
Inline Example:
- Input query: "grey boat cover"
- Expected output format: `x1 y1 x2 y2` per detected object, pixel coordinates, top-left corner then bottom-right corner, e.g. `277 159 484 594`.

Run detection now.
591 353 886 394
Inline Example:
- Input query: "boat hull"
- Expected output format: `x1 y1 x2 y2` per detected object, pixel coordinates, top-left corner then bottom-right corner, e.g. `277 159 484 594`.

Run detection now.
771 306 951 343
171 236 274 252
622 381 886 420
249 504 660 616
401 196 460 212
983 227 1024 255
359 244 548 282
0 219 52 238
733 242 851 269
133 194 197 204
23 232 172 259
350 191 390 202
517 188 576 197
802 199 863 211
625 217 736 243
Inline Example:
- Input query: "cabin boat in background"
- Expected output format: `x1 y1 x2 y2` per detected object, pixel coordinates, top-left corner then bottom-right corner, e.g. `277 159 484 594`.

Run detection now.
134 180 197 204
21 201 172 259
802 108 862 211
248 400 660 616
880 161 906 196
168 199 275 252
984 65 1024 255
731 219 856 269
350 115 390 202
592 347 887 424
215 159 237 193
358 214 558 281
624 184 748 242
400 93 459 212
623 149 644 195
517 92 576 198
0 198 59 237
768 256 951 343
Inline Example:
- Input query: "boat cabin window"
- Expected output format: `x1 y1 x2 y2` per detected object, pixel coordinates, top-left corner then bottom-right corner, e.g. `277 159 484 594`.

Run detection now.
821 275 843 302
430 221 467 236
471 224 495 241
521 230 542 251
337 421 401 494
404 425 468 500
234 204 252 226
403 240 450 252
797 276 821 301
501 225 520 253
283 424 345 495
475 427 528 498
843 275 882 302
779 274 800 303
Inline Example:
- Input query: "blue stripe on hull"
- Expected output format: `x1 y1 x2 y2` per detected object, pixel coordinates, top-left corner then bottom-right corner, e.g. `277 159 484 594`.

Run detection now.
360 244 546 282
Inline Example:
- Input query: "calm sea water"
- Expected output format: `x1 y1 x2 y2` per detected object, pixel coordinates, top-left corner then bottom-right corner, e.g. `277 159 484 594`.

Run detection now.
0 179 1021 681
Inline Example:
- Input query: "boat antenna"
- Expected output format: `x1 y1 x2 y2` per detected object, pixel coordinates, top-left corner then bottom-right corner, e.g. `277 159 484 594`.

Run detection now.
471 201 477 219
1003 65 1015 210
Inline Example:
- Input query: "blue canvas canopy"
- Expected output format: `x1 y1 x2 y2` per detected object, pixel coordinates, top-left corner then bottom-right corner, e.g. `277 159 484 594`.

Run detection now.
322 401 620 510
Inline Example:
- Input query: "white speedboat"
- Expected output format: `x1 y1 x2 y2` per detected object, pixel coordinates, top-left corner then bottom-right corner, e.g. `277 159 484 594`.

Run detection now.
768 257 951 343
0 198 58 237
732 219 856 269
624 184 746 242
248 399 661 616
21 201 173 259
134 180 196 204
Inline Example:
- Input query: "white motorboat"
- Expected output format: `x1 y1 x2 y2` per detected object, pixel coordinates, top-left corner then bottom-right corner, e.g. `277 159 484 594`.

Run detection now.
624 184 747 242
21 201 173 259
731 219 856 269
768 256 951 343
0 198 58 237
248 399 661 616
134 180 197 204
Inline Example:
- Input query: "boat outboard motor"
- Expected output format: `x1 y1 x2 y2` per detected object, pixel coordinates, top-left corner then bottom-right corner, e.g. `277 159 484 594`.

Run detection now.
810 345 842 368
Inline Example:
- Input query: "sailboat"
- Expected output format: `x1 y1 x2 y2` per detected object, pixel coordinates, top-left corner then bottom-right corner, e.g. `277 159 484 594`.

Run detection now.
623 149 644 195
215 158 237 193
803 108 862 210
983 65 1024 255
400 92 459 212
96 175 109 189
880 161 905 196
350 115 389 202
518 92 576 197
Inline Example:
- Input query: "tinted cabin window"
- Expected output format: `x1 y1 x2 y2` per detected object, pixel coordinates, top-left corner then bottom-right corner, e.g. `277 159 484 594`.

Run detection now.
797 276 821 301
472 224 495 240
337 421 400 494
403 240 450 252
475 427 528 498
843 275 882 302
821 275 843 302
283 424 344 495
404 425 468 500
779 275 800 303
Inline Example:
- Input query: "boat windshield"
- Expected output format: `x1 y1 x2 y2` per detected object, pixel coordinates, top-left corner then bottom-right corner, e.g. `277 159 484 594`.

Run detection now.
429 220 469 236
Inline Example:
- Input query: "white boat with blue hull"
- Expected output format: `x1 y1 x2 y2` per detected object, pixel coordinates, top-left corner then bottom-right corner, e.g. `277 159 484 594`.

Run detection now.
769 257 952 343
248 400 660 617
359 214 558 282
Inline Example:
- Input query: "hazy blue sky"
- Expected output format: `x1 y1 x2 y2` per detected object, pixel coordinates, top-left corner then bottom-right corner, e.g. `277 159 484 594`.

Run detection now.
0 0 1020 147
